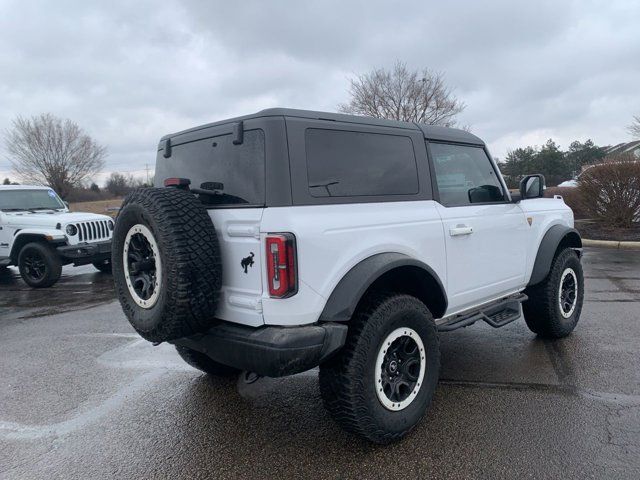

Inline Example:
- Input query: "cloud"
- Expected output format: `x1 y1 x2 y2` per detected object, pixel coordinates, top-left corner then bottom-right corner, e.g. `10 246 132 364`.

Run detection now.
0 0 639 183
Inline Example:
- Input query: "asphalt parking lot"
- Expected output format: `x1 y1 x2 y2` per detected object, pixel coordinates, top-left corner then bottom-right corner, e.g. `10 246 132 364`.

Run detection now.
1 248 639 479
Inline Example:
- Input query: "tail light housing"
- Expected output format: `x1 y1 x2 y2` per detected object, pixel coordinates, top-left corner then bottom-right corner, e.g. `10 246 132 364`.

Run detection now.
265 233 297 298
164 177 191 189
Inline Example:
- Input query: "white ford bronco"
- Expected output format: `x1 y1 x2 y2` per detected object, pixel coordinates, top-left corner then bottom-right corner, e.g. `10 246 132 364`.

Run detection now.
0 185 113 287
112 109 583 443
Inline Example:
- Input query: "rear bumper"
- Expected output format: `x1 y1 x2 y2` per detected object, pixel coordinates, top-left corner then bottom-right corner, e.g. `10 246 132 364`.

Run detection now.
172 321 348 377
57 240 111 265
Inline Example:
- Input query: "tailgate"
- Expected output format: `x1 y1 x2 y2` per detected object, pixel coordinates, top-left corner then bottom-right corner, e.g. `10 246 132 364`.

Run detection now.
209 208 265 327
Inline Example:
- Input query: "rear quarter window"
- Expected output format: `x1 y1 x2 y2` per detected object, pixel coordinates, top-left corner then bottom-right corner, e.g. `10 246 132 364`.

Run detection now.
305 129 418 197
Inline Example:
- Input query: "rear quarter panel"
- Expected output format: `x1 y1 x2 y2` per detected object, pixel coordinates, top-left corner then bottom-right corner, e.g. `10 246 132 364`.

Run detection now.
260 201 446 326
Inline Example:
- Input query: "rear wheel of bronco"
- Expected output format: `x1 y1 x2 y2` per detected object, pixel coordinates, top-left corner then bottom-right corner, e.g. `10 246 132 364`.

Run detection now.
18 242 62 288
319 293 440 444
523 248 584 338
112 188 222 343
92 259 112 274
175 345 239 377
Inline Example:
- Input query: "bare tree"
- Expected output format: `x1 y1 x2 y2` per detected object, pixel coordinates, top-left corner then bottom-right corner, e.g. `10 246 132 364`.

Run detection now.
628 115 640 139
106 172 146 197
339 62 465 126
4 113 106 198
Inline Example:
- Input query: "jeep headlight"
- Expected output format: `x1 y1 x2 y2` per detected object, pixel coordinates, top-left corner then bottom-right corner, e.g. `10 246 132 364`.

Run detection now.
108 220 114 231
66 224 78 236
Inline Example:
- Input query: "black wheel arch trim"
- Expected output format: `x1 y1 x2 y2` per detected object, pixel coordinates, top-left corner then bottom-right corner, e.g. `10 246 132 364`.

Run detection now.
318 252 448 322
528 225 582 287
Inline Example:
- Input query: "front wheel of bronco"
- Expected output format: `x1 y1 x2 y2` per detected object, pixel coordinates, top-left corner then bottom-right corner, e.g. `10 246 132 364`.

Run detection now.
523 248 584 338
175 345 239 377
319 293 440 444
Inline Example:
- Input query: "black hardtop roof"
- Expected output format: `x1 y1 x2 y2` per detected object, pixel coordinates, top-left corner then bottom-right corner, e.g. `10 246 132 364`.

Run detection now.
160 108 484 145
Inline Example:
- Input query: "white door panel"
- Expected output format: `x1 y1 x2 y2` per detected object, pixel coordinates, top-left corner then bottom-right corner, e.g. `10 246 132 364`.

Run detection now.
208 208 265 327
437 202 528 313
0 214 9 259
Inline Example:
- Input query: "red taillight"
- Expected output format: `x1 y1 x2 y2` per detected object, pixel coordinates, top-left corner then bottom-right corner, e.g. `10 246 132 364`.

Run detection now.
163 177 191 188
265 233 297 298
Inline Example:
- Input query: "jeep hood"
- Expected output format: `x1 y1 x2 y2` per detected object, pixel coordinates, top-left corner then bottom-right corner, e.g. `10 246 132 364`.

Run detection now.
3 211 112 228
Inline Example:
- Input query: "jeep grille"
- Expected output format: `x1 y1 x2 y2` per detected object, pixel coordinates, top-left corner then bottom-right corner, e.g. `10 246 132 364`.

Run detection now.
75 220 112 242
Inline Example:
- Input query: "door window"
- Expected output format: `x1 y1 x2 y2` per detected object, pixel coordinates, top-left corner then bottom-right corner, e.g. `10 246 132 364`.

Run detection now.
429 143 505 207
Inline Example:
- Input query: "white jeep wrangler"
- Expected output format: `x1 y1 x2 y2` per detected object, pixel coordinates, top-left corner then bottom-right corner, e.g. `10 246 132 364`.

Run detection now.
112 109 583 443
0 185 113 287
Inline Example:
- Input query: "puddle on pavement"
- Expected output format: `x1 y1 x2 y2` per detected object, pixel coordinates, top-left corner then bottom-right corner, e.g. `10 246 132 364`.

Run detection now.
0 265 115 320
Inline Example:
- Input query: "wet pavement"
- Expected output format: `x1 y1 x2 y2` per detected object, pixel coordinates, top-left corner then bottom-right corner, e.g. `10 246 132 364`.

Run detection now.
0 264 115 321
1 248 639 479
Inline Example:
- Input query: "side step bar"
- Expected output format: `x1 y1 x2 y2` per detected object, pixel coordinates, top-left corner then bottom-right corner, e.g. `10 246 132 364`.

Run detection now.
437 293 528 332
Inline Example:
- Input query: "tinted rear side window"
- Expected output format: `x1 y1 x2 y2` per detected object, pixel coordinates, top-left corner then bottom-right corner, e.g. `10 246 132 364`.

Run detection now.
155 129 265 206
305 129 418 197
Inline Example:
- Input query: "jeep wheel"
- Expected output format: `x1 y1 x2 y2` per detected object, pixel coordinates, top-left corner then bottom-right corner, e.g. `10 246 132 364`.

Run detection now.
523 248 584 338
319 293 440 444
18 242 62 288
92 259 112 274
112 188 222 343
175 345 239 377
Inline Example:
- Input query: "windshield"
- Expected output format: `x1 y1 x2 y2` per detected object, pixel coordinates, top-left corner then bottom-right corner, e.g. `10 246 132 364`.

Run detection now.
0 189 66 212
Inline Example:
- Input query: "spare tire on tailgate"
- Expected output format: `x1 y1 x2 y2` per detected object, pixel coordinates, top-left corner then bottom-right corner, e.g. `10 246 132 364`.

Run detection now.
112 187 222 343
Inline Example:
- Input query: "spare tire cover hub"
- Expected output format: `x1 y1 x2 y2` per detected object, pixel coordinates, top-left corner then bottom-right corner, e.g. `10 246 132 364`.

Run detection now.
123 224 162 309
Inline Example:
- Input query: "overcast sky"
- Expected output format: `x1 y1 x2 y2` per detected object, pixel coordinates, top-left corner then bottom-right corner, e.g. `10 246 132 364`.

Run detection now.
1 0 639 184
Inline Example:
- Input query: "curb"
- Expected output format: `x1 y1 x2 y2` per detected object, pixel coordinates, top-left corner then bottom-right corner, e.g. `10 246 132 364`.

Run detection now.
583 239 640 250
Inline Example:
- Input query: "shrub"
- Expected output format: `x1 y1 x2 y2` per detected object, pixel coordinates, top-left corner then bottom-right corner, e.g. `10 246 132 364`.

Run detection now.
578 153 640 228
105 172 146 196
545 187 587 219
65 187 112 202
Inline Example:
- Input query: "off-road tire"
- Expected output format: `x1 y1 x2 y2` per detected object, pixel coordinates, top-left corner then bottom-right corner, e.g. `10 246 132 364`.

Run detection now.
319 293 440 444
18 242 62 288
523 248 584 338
112 187 222 343
175 345 239 377
92 259 112 274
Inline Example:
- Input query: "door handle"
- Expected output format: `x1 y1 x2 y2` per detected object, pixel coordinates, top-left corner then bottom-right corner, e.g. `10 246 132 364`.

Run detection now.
450 225 474 236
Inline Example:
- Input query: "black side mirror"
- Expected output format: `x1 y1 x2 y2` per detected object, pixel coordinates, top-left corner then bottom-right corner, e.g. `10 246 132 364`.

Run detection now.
519 174 545 200
63 201 70 209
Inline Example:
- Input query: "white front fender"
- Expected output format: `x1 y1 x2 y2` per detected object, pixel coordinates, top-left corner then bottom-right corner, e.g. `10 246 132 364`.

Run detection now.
9 228 67 259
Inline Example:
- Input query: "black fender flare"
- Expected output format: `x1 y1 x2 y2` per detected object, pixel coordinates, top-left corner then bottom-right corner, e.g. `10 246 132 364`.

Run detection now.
9 232 52 263
528 225 582 286
318 252 447 322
